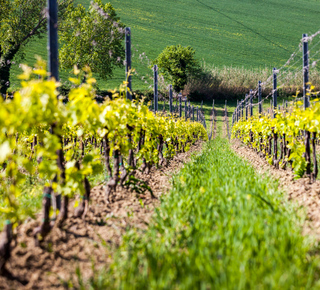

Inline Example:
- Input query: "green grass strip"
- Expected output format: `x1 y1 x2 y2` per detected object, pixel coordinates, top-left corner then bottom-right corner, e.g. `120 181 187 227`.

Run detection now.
97 138 320 289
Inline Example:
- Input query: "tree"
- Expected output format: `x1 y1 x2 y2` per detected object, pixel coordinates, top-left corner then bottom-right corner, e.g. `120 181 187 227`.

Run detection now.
154 45 201 92
0 0 125 95
59 0 125 81
0 0 72 95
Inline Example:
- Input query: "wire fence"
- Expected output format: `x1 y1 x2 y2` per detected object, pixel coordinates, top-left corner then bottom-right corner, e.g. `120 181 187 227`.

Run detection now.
232 30 320 126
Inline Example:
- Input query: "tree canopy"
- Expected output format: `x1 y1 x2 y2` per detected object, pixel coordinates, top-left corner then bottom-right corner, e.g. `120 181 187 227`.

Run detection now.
0 0 72 94
59 0 125 80
154 45 200 92
0 0 125 95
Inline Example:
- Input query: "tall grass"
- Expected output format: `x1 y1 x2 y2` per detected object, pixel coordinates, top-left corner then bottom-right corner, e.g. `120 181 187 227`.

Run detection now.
77 138 320 289
185 64 320 100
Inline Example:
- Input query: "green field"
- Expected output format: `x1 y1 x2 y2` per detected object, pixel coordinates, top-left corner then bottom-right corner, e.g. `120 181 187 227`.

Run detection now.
9 0 320 91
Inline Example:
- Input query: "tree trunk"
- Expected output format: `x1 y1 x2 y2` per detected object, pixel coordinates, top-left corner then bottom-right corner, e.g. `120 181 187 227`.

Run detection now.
0 45 20 96
33 186 52 246
0 222 13 274
311 132 318 182
305 131 311 178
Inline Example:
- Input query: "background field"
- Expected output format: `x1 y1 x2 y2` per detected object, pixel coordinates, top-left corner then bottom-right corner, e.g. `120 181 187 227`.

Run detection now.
9 0 320 91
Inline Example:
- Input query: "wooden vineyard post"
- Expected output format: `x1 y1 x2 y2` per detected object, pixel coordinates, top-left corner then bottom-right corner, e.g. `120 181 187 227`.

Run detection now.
273 68 277 118
125 27 132 100
48 0 59 81
210 99 215 140
192 106 195 121
232 111 234 127
33 0 60 245
245 95 248 120
236 100 238 123
302 34 312 179
185 99 187 120
303 33 309 109
250 90 253 117
258 81 262 115
154 65 158 112
241 99 244 119
169 85 173 113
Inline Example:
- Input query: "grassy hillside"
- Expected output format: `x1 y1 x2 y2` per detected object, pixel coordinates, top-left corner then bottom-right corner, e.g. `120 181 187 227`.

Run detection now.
9 0 320 91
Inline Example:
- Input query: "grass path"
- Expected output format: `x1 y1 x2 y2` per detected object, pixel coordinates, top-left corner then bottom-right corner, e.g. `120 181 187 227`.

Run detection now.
80 138 320 289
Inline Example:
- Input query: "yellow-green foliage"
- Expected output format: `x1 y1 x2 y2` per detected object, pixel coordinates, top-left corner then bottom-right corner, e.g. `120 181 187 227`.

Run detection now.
232 90 320 177
0 60 207 228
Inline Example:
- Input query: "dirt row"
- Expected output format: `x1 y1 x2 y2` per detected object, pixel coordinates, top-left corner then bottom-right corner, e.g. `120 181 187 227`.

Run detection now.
0 141 203 289
231 139 320 240
222 104 320 239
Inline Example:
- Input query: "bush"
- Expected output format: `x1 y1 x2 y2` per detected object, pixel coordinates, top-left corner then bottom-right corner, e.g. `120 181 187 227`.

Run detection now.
154 45 201 93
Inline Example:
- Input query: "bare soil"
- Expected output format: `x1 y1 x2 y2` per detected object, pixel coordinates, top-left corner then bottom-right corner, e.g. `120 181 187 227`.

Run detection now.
0 141 203 289
231 139 320 240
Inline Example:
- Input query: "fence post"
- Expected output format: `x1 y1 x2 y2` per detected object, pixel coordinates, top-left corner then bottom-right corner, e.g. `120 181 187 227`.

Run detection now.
125 27 132 100
245 94 248 120
153 65 158 112
250 90 253 116
185 99 187 120
179 95 182 117
192 106 195 121
236 100 238 122
273 67 277 118
303 33 309 109
197 106 199 121
257 81 262 115
237 101 240 122
169 85 173 113
48 0 59 81
235 104 237 123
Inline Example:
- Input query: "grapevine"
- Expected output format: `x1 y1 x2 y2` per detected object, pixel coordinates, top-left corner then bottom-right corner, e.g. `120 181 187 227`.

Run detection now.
0 60 207 273
232 89 320 180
